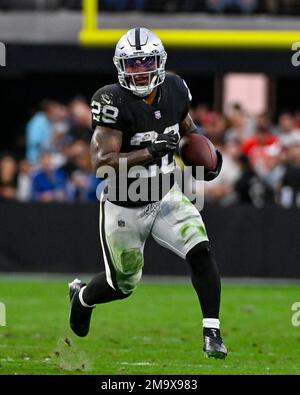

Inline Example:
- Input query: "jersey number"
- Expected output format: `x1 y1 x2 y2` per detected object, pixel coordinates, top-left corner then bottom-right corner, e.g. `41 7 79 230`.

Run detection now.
91 100 119 124
130 124 180 146
130 123 180 175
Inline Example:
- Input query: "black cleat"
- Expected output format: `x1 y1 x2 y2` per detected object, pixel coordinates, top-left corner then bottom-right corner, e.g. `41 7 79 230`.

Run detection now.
69 278 95 337
203 328 228 359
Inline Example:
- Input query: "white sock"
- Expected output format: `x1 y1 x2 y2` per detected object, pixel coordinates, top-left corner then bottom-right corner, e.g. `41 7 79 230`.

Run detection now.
203 318 220 329
78 286 96 308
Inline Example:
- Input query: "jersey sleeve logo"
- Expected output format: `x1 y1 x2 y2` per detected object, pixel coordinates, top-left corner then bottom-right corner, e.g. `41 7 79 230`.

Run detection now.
101 94 112 105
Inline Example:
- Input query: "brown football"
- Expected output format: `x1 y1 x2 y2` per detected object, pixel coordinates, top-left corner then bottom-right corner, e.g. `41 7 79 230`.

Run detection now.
179 134 217 171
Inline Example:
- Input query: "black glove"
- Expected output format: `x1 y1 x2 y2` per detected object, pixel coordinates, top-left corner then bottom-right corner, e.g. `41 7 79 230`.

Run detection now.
191 150 223 181
204 150 223 181
147 132 179 158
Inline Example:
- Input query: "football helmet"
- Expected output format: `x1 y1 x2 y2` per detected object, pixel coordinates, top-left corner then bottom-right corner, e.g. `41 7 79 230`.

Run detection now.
113 27 167 97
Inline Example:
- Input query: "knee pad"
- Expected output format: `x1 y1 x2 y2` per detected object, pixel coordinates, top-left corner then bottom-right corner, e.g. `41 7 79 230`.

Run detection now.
187 241 211 260
186 241 213 271
117 273 142 295
115 248 144 294
120 248 144 274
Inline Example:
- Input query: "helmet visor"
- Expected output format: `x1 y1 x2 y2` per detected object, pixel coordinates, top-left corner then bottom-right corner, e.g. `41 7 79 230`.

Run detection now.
123 56 157 87
124 56 156 73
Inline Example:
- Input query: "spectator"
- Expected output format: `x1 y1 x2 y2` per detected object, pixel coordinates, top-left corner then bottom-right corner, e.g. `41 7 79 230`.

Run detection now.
206 0 257 14
50 104 70 168
294 111 300 129
68 98 92 143
264 0 278 14
66 170 100 202
191 103 210 131
241 125 279 176
205 137 242 205
261 143 285 196
65 141 100 202
31 152 66 202
277 112 300 147
202 112 228 146
58 136 80 179
26 100 66 166
280 136 300 208
16 160 32 202
256 112 277 135
225 103 256 143
105 0 145 11
0 154 18 200
234 154 274 207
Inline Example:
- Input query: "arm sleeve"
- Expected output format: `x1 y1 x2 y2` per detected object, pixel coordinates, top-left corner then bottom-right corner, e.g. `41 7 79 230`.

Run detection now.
91 86 124 132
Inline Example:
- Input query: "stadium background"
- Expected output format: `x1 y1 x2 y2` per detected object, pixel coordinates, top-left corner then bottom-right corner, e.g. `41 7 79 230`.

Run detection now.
1 0 300 376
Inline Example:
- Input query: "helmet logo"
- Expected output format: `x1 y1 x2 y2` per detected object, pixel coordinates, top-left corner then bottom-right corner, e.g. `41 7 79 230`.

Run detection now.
101 94 112 105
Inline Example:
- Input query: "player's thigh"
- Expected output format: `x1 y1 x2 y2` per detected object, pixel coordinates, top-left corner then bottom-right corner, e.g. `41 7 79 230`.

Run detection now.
100 199 152 294
151 184 208 259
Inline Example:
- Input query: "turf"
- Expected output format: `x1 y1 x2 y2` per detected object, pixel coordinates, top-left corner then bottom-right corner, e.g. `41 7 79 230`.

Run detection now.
0 279 300 375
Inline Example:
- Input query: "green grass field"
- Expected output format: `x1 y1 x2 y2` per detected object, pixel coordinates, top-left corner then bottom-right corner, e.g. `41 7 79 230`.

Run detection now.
0 279 300 375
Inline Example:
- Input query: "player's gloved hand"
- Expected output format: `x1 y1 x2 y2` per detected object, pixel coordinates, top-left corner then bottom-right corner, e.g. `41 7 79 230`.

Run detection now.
204 150 223 181
191 150 223 180
147 132 179 158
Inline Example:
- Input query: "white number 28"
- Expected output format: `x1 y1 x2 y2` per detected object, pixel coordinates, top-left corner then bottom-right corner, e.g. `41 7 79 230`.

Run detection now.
91 100 119 124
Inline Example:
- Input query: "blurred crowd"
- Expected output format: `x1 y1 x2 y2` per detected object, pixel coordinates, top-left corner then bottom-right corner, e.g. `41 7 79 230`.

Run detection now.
1 0 300 15
0 98 100 203
1 97 300 207
192 103 300 208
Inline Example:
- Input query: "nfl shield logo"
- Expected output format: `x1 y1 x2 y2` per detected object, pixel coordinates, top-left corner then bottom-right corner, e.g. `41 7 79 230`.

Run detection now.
118 220 125 227
154 110 161 119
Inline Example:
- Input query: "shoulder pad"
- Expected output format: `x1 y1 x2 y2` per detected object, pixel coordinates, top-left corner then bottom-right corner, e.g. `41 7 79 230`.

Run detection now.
165 73 192 101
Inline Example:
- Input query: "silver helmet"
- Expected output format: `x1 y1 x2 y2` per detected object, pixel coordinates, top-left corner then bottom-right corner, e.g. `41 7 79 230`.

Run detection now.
113 27 167 97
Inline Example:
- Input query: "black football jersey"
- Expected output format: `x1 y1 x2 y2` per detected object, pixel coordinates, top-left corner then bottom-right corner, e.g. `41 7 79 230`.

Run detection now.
91 73 191 206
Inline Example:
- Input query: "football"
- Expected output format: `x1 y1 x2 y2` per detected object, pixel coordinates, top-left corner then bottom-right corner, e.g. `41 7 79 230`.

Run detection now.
179 133 217 171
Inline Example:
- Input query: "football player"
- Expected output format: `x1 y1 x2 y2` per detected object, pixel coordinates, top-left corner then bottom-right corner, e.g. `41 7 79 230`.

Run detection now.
69 27 227 359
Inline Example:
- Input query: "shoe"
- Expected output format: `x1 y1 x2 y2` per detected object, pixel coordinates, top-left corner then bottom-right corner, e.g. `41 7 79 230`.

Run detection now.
69 278 95 337
203 328 228 359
